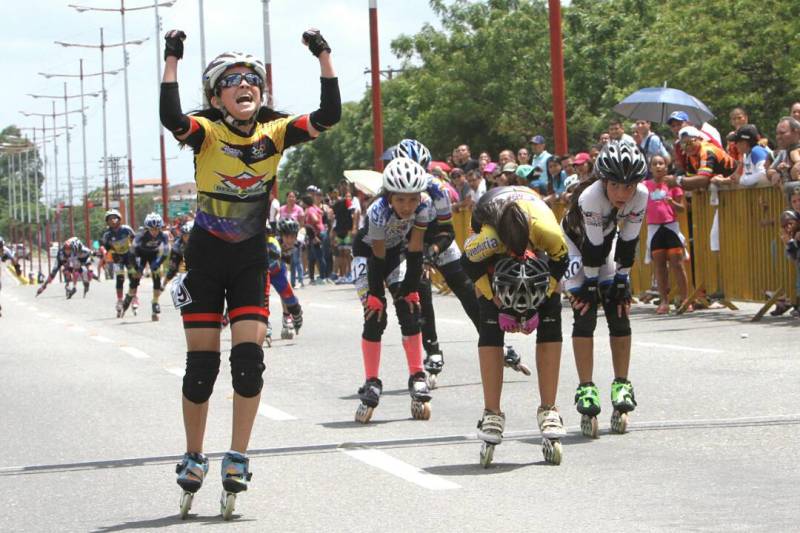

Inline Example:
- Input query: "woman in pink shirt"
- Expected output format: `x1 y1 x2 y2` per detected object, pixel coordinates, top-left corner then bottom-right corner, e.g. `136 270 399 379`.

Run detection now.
280 191 305 287
644 155 690 314
302 194 326 284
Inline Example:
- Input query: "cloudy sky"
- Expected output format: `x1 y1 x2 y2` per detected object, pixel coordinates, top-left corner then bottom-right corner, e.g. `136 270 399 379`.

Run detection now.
1 0 439 201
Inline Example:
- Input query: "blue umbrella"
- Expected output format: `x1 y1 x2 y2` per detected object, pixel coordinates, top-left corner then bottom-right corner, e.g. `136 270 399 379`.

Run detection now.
613 87 715 125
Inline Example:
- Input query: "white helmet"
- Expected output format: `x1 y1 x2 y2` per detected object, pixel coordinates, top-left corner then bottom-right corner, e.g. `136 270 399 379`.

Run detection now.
105 208 122 222
144 212 163 229
382 157 428 193
202 51 267 108
492 256 550 315
392 139 432 169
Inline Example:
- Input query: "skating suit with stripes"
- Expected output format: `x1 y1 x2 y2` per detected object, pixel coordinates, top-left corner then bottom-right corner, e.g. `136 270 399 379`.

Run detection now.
101 225 135 259
266 235 297 306
180 114 313 243
363 193 435 250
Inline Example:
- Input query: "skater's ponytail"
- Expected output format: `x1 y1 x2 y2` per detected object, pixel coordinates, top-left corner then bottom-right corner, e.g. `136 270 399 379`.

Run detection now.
497 201 530 257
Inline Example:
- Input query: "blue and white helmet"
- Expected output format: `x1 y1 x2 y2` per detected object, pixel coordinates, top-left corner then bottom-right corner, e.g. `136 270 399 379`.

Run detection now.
181 220 194 234
392 139 432 170
382 157 428 193
144 212 163 229
64 237 82 251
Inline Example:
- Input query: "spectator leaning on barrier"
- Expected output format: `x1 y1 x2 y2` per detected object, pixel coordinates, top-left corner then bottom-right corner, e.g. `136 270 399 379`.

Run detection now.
730 125 770 188
468 167 487 203
498 149 516 166
768 117 800 201
726 107 750 161
777 207 800 317
543 155 568 207
529 134 551 175
608 119 636 145
498 162 518 187
598 132 611 145
478 151 491 172
517 147 531 165
573 152 593 182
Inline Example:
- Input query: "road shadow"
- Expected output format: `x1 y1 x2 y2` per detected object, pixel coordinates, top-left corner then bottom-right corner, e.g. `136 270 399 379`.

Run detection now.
338 380 525 401
92 514 256 532
319 419 404 429
425 461 533 476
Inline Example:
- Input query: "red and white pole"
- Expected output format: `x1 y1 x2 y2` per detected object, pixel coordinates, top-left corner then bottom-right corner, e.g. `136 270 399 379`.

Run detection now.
548 0 568 155
368 0 384 171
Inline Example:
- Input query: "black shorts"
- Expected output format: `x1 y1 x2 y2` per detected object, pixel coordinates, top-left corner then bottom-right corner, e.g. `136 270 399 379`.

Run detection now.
180 226 268 329
478 292 562 347
650 225 683 252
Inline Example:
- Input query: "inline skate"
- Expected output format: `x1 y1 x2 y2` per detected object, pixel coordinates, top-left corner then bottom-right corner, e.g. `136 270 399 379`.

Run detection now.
115 298 123 318
281 313 295 340
151 301 160 322
610 378 637 434
423 347 444 389
175 452 208 519
220 451 252 521
503 345 531 375
537 405 565 465
575 382 601 438
355 377 382 424
408 371 432 420
476 409 505 468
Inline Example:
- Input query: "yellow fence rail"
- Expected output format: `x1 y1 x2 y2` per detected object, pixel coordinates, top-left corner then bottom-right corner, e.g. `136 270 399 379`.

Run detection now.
452 185 795 303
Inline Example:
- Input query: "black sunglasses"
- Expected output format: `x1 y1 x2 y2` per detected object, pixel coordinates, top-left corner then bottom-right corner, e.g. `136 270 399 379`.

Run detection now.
218 72 263 89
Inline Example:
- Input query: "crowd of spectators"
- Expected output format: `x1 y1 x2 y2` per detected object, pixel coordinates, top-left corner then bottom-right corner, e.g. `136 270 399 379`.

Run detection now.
416 103 800 315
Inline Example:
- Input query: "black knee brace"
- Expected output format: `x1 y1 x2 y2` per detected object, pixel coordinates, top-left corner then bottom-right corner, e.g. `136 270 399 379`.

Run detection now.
129 273 140 289
571 300 599 338
153 272 162 292
229 342 265 398
418 277 437 348
393 291 421 337
602 296 631 337
115 274 125 291
477 296 504 347
440 262 480 329
182 351 221 404
362 297 388 342
536 292 563 344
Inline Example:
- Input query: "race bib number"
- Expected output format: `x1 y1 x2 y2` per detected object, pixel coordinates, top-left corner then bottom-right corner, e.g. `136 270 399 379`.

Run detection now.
170 273 193 309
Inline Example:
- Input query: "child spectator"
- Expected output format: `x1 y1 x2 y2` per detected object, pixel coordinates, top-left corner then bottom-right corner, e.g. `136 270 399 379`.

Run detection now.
777 207 800 317
644 154 690 314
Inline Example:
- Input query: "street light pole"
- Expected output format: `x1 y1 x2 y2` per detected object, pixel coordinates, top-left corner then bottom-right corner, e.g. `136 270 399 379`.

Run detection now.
79 59 92 245
70 0 175 228
261 0 273 106
154 1 169 222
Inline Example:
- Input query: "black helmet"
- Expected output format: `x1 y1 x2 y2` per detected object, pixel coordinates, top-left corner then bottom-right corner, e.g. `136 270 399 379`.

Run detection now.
491 255 550 315
277 218 300 235
594 140 647 184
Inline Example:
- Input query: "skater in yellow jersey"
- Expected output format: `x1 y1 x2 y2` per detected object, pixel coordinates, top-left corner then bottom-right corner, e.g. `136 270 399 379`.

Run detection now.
159 27 339 519
462 185 569 466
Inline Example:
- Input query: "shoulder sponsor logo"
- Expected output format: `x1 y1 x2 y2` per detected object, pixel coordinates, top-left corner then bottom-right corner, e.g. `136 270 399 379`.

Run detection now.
221 144 243 158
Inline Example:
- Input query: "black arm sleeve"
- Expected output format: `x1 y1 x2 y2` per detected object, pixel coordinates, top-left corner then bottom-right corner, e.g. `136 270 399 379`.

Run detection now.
425 223 455 255
367 255 386 298
614 236 639 269
309 77 341 132
581 232 615 268
159 82 191 135
400 251 423 295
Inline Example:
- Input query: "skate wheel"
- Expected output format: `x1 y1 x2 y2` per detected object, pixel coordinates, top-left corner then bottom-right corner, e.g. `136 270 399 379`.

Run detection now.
427 373 438 390
479 442 495 468
179 491 194 519
517 363 532 376
611 411 628 434
581 415 599 439
411 401 431 420
220 491 236 521
542 438 562 465
355 403 374 424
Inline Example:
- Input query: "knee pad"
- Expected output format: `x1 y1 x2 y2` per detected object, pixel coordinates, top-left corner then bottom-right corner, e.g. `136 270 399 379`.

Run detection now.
394 296 421 336
129 274 140 289
362 307 388 342
571 301 598 338
602 297 631 337
182 351 221 404
229 342 265 398
115 274 124 291
153 273 162 291
536 293 563 344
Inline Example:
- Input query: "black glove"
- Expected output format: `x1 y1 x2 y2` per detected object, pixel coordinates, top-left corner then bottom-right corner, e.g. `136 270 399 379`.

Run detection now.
164 29 186 60
605 274 631 305
302 28 331 57
572 277 599 307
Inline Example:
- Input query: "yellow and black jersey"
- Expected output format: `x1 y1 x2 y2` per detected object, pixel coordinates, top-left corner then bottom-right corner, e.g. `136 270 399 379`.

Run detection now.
464 194 567 300
180 114 314 243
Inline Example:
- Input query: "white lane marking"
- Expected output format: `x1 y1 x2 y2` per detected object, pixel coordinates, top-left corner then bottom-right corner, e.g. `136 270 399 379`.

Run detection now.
339 447 460 491
37 312 52 318
120 347 150 359
257 403 297 421
165 367 184 377
635 341 724 354
68 325 86 333
307 302 338 309
89 335 114 344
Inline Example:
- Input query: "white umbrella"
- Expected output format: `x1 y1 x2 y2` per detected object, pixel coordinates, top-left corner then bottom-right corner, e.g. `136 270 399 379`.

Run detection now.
343 169 382 196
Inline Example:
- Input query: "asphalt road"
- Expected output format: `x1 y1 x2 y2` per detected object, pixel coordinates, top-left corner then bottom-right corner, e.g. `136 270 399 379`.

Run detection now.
0 272 797 532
